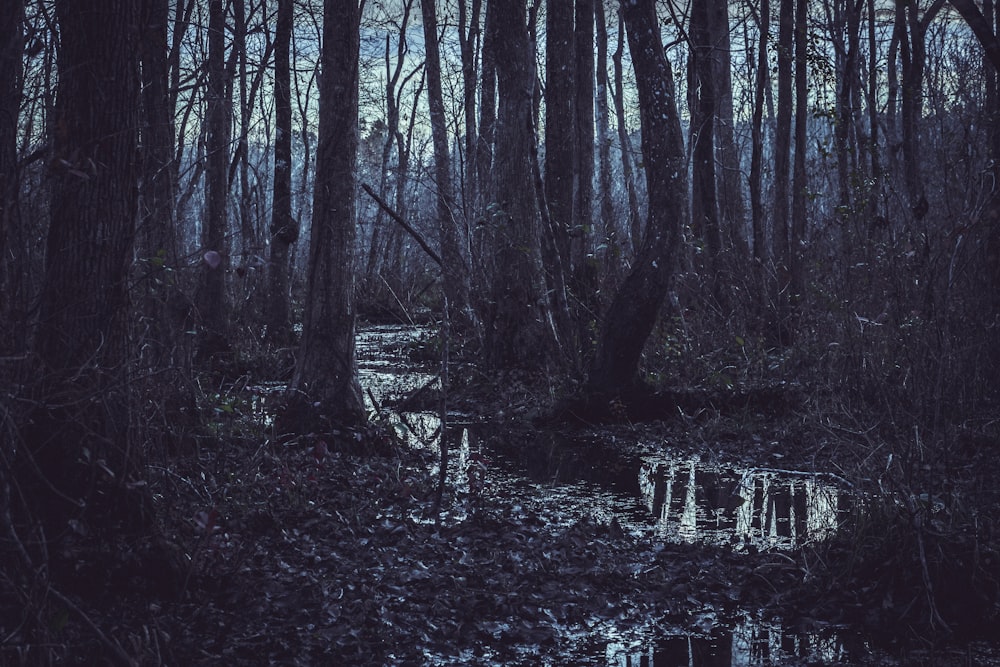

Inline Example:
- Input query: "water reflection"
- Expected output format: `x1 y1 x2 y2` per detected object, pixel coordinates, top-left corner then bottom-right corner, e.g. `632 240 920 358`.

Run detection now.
604 613 859 666
639 458 846 550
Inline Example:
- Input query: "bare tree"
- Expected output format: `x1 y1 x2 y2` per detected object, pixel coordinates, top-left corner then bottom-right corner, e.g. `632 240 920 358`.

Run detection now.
487 0 551 368
749 0 770 271
287 0 367 428
612 4 642 254
545 0 575 269
27 0 143 532
587 0 687 393
421 0 473 328
689 0 722 275
0 0 24 352
199 0 232 361
267 0 297 345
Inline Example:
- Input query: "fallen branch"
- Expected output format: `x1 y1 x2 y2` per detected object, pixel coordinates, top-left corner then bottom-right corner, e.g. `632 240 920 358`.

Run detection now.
361 183 442 266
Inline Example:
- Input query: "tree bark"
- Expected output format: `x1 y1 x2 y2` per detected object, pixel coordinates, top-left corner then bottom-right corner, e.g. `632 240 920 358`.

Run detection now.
199 0 232 360
791 0 809 302
0 0 24 353
421 0 473 329
574 0 596 276
612 6 642 255
28 0 142 532
267 0 297 345
712 0 744 248
545 0 575 270
594 0 619 267
749 0 769 269
772 0 794 342
288 0 366 428
487 0 550 369
688 0 722 270
587 0 687 393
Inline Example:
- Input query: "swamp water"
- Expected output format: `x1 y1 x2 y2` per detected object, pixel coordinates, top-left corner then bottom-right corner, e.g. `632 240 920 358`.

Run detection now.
350 325 874 665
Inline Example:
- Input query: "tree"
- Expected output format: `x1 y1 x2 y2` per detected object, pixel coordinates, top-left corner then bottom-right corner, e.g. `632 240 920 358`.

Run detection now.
267 0 297 345
772 0 794 341
25 0 143 533
612 5 642 254
749 0 770 271
287 0 366 428
897 0 947 220
421 0 473 328
545 0 575 271
688 0 722 276
486 0 551 368
574 0 596 278
587 0 687 393
0 0 23 353
137 0 182 372
200 0 232 360
594 0 620 267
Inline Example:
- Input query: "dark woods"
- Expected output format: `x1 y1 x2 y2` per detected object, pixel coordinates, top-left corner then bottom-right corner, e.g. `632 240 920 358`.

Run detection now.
1 0 999 663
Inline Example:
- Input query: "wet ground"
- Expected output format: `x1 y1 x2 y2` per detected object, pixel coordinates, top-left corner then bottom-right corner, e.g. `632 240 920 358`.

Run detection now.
352 325 873 665
229 323 1000 666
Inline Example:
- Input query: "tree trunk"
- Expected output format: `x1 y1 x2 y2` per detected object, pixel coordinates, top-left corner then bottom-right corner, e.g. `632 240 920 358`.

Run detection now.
458 0 482 215
772 0 794 342
587 0 687 393
0 0 24 353
267 0 297 345
487 0 550 369
574 0 595 277
288 0 366 429
27 0 142 533
712 0 744 249
898 0 946 220
688 0 722 272
594 0 619 269
545 0 575 270
612 7 642 255
749 0 769 269
199 0 231 361
421 0 473 329
137 0 182 372
791 0 809 302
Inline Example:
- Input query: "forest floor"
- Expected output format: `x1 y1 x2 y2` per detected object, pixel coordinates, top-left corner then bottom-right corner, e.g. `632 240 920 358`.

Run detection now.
4 325 1000 666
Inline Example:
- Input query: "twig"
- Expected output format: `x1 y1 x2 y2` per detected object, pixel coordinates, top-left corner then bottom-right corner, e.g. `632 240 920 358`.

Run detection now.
46 585 137 666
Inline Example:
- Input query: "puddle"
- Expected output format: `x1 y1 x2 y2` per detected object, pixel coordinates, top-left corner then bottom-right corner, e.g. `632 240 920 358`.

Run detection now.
593 611 865 667
639 457 847 551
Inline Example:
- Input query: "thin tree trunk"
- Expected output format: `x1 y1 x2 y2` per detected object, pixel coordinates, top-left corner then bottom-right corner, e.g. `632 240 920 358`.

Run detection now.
575 0 596 277
712 0 744 249
545 0 575 270
422 0 473 328
200 0 231 360
0 0 24 353
587 0 687 393
791 0 809 303
772 0 794 342
458 0 482 216
749 0 769 269
613 7 642 255
594 0 619 269
689 0 722 273
267 0 296 345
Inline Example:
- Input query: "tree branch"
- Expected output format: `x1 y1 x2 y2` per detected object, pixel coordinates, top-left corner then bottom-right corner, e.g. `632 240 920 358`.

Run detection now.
360 183 442 266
